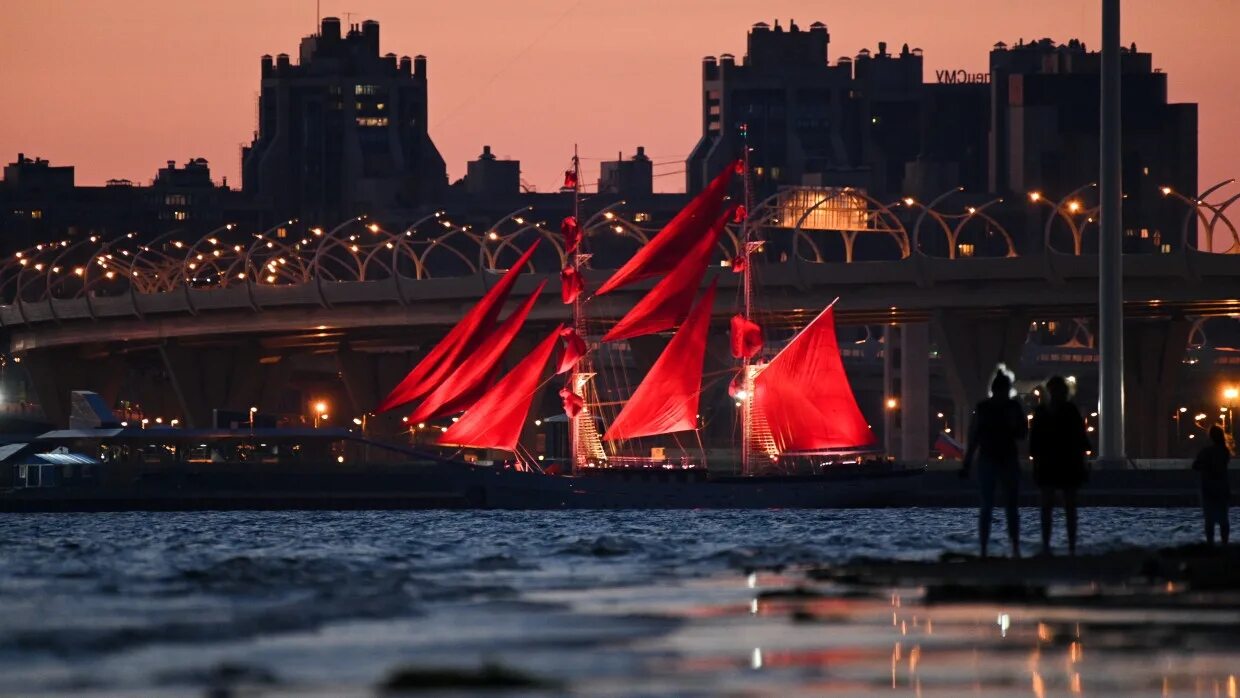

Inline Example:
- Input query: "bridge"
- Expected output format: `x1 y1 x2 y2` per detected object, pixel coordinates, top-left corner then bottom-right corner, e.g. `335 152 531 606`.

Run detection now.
2 184 1239 460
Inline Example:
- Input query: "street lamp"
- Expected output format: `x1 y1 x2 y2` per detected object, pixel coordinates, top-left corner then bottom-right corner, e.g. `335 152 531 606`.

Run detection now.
1224 387 1239 436
313 400 329 428
249 405 257 434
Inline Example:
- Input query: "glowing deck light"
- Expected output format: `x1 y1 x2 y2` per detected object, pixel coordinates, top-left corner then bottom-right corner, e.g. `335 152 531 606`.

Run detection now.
1029 191 1042 202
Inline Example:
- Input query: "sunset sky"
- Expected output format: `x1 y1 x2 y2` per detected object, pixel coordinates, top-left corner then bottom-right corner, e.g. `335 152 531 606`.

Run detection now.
3 0 1236 194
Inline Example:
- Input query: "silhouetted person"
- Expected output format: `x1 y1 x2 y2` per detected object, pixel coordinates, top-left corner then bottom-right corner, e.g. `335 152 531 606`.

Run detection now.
961 367 1027 558
1029 375 1089 556
1192 425 1231 545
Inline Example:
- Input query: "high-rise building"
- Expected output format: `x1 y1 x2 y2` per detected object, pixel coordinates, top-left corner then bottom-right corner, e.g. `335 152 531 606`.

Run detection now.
989 38 1197 250
686 20 856 195
242 17 447 224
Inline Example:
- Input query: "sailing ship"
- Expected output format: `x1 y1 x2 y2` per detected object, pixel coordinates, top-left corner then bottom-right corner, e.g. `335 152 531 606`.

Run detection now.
373 153 922 508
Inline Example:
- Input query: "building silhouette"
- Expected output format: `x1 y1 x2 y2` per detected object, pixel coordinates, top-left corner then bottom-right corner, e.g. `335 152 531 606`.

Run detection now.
241 17 447 224
599 147 653 197
464 145 520 200
990 38 1197 251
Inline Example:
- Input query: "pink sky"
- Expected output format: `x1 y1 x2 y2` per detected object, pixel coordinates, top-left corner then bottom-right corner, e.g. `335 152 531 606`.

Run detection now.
2 0 1236 194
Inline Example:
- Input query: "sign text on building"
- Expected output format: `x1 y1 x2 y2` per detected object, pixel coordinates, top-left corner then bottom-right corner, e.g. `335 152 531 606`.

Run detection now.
935 69 991 84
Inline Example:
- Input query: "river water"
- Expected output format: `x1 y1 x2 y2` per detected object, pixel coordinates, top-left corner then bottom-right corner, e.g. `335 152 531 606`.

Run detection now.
0 508 1229 696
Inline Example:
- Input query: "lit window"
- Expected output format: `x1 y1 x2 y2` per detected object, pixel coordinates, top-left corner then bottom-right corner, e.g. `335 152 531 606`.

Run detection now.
1140 228 1149 239
356 117 389 127
1161 243 1172 254
376 103 386 110
173 211 188 221
355 84 379 95
634 212 651 223
30 210 42 219
957 243 975 258
276 227 287 238
165 194 188 206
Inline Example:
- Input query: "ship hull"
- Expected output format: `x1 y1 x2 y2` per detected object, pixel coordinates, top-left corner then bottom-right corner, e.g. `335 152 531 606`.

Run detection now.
0 461 926 511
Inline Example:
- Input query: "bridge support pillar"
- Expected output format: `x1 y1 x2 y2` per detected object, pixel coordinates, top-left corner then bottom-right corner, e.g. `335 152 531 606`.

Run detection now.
336 342 438 440
932 309 1031 441
900 322 930 462
159 339 273 428
1123 317 1190 459
23 347 125 427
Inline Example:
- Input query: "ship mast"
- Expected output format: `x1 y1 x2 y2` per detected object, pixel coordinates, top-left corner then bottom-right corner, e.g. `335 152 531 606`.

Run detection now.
740 123 755 476
569 146 582 473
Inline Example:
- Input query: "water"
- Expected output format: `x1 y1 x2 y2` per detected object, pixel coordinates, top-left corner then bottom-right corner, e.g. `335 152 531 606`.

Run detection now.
0 508 1219 695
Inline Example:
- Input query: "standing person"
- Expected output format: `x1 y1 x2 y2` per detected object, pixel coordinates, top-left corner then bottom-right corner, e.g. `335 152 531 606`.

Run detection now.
961 366 1028 558
1029 376 1090 556
1192 425 1231 545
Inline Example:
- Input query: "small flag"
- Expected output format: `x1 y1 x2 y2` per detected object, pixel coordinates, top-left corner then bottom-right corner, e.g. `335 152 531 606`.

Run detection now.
934 431 964 459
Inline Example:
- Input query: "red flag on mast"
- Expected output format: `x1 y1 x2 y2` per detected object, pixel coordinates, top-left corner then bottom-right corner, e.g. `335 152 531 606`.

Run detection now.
556 326 587 374
375 241 542 413
407 280 547 424
603 280 717 441
559 386 584 420
560 216 581 254
595 161 738 296
438 324 563 452
560 265 584 304
729 314 763 359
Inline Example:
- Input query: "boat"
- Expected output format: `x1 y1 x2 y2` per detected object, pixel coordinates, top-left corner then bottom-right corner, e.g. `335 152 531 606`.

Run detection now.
371 147 926 507
0 151 925 512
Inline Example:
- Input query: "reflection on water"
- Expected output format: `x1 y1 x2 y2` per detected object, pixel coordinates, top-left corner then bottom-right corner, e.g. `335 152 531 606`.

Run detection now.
592 569 1240 697
0 508 1234 695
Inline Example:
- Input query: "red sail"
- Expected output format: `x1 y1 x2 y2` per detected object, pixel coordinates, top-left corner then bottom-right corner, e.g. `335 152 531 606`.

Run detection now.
555 326 587 374
560 265 583 304
602 208 729 343
753 305 877 453
603 280 716 441
407 280 546 423
438 324 562 451
595 161 738 296
729 314 763 359
559 386 584 419
376 241 541 413
560 216 581 254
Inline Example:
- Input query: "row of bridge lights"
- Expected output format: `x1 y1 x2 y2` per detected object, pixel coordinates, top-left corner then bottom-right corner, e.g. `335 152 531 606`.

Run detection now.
10 210 634 280
19 186 1205 289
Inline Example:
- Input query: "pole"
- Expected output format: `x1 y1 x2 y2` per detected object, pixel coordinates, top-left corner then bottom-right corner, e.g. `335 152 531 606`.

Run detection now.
1097 0 1125 466
740 124 754 476
569 145 582 474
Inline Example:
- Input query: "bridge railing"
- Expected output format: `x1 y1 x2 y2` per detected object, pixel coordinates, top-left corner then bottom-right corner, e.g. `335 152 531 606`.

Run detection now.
1 181 1236 325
